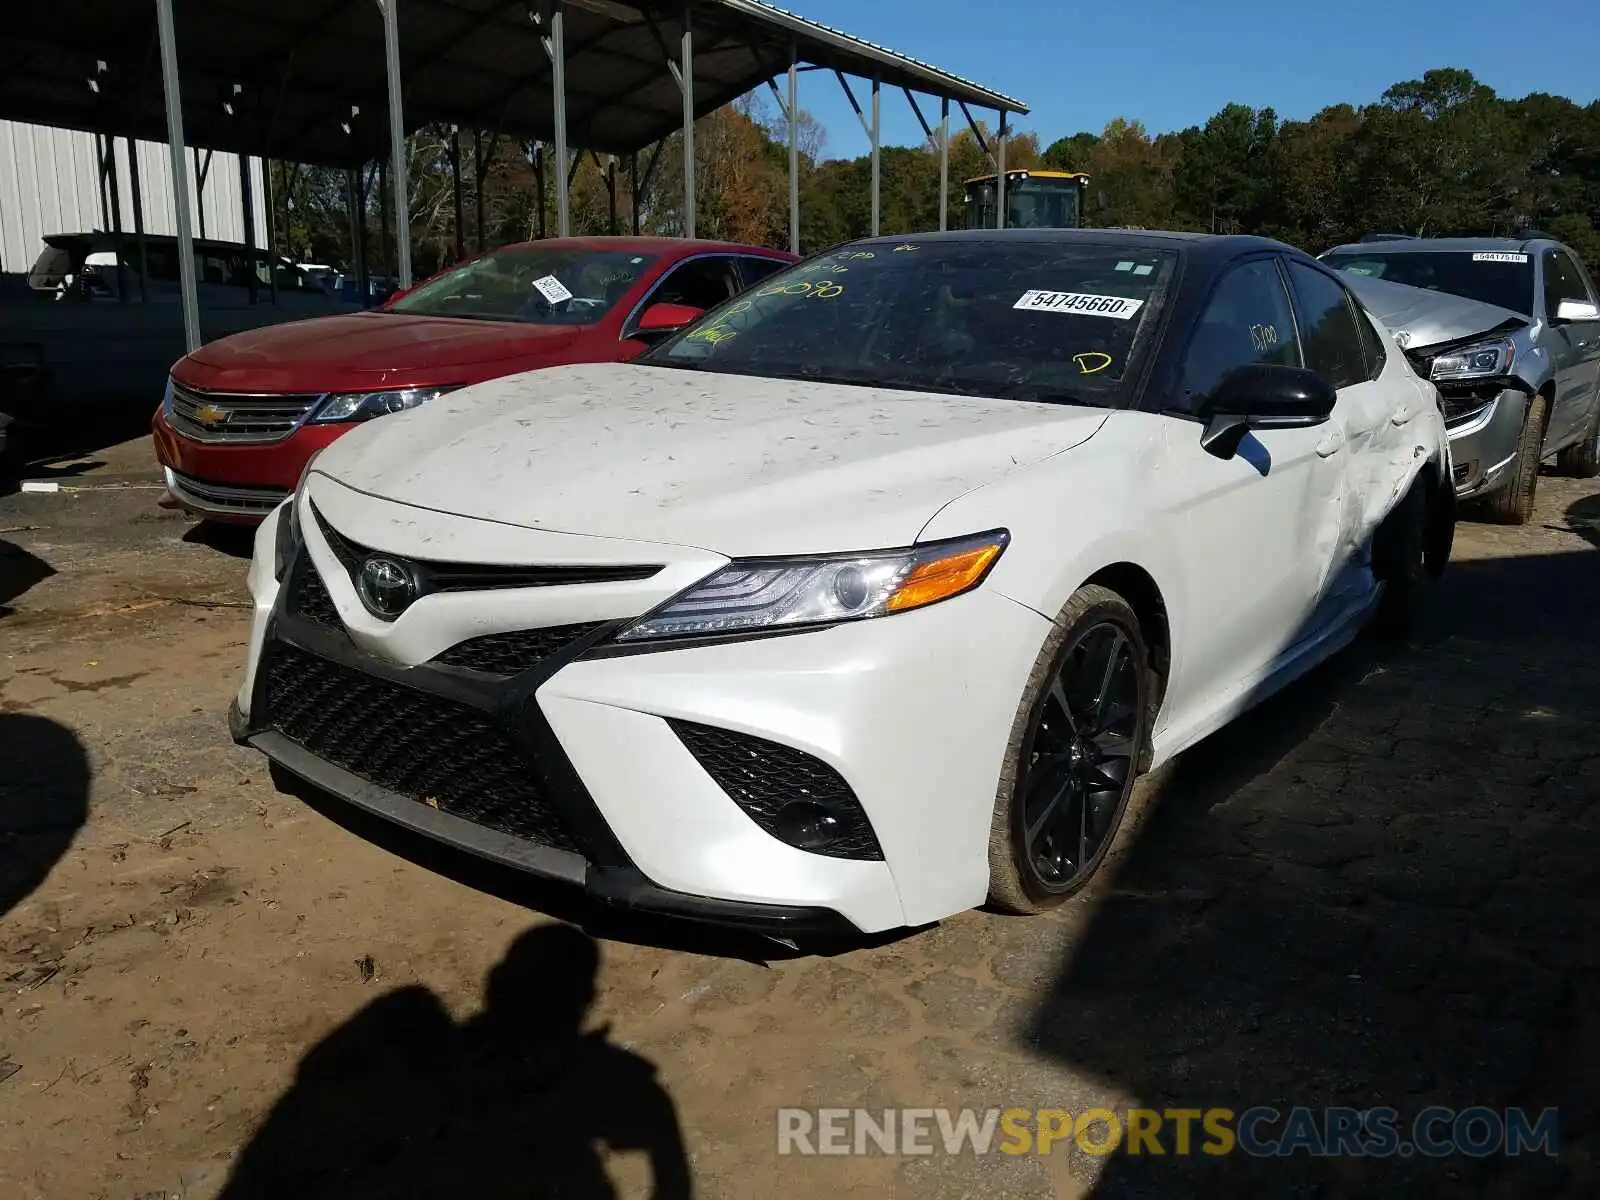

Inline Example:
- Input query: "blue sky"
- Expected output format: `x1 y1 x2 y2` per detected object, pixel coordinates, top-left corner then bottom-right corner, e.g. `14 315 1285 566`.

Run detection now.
774 0 1600 160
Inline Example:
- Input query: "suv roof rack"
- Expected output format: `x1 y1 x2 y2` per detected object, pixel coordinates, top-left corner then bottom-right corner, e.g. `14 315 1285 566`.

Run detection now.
1359 233 1419 243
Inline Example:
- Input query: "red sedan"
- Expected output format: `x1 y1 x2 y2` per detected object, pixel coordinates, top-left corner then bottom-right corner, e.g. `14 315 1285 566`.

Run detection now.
153 236 795 522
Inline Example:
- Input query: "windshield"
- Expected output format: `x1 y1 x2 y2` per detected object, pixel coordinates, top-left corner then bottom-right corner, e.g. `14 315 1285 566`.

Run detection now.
644 240 1175 405
388 247 658 323
1321 251 1534 316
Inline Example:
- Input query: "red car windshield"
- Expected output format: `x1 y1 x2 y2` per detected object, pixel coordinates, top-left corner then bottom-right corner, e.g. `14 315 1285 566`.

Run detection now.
388 247 659 324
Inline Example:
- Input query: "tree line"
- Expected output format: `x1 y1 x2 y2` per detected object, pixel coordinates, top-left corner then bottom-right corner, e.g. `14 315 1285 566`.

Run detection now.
270 68 1600 280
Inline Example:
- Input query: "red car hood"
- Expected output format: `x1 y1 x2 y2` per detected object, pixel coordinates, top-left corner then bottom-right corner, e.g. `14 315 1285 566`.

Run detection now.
180 312 589 391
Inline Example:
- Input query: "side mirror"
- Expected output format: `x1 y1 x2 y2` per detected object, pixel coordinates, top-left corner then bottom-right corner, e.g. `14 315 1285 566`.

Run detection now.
634 302 705 341
1553 298 1600 323
1196 364 1337 460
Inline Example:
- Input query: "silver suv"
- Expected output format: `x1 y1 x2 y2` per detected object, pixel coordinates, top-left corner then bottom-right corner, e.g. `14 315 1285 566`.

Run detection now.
1320 236 1600 523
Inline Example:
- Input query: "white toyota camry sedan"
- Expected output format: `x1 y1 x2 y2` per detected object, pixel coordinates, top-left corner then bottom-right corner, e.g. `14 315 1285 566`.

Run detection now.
231 230 1454 936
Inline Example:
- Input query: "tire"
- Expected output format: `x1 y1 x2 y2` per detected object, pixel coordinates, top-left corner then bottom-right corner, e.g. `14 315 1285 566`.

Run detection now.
1555 402 1600 479
987 584 1155 914
1370 478 1430 639
1480 392 1547 525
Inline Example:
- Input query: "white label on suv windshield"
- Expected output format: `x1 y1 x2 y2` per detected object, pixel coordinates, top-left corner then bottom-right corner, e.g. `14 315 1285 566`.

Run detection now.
1472 252 1529 263
531 273 574 304
1014 290 1144 319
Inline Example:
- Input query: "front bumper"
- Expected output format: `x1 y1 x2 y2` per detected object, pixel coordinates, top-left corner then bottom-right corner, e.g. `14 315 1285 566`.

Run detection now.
233 493 1052 933
229 698 854 936
152 408 355 522
1441 388 1528 500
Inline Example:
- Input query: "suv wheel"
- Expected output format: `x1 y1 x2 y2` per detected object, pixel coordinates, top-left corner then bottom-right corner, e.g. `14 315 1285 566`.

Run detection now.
1481 392 1547 525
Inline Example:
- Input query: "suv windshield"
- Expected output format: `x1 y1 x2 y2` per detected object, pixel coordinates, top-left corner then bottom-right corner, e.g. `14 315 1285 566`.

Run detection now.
389 247 658 324
1321 250 1534 316
646 240 1175 404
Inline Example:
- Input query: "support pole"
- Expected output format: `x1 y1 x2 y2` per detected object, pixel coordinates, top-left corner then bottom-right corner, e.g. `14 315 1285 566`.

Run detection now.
606 157 618 235
450 127 464 260
939 97 949 232
869 76 880 236
996 109 1007 231
262 158 278 304
548 1 570 238
193 147 207 239
128 133 149 301
378 0 412 287
155 0 200 352
239 152 258 304
629 152 640 234
473 129 486 250
102 136 129 303
787 46 799 254
680 8 695 239
534 145 546 239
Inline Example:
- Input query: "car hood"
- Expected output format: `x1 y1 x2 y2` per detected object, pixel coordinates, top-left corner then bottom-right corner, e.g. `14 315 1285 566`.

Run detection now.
184 311 587 383
1339 273 1527 351
311 362 1111 556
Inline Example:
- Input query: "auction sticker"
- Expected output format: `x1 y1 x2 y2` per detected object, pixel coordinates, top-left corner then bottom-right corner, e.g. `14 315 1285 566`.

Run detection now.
531 273 575 304
1014 290 1144 318
1472 252 1529 263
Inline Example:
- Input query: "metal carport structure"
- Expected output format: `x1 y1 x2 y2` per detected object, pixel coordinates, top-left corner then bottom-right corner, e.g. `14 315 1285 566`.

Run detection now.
0 0 1027 351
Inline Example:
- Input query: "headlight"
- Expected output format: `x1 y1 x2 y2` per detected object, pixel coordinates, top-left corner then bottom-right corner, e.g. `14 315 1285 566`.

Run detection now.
312 386 457 423
162 376 175 415
1430 339 1514 382
615 530 1009 643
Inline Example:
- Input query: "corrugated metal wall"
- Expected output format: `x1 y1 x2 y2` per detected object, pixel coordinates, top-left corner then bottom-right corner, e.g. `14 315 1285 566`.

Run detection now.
0 120 268 274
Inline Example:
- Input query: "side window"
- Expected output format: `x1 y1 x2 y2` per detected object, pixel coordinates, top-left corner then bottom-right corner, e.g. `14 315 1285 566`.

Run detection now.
649 256 741 311
739 256 788 288
1287 261 1368 390
1178 258 1302 405
1544 250 1594 313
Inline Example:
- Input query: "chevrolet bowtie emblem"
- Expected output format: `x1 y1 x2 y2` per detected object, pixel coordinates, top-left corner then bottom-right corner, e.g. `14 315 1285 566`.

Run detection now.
193 402 228 426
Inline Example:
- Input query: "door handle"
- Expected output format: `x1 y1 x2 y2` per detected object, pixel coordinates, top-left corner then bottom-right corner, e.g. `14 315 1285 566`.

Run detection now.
1315 427 1346 457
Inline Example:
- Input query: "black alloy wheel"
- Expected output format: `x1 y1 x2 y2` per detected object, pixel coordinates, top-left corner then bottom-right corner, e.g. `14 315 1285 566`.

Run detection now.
989 585 1153 913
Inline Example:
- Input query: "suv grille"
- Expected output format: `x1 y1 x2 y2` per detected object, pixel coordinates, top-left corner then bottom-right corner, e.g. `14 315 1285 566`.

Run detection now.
669 720 883 860
432 623 608 676
167 380 323 444
257 642 578 853
166 469 288 515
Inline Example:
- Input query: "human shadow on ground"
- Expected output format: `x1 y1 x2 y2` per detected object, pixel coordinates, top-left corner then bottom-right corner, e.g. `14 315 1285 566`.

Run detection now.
0 538 55 617
218 922 694 1199
1026 534 1599 1196
0 714 90 919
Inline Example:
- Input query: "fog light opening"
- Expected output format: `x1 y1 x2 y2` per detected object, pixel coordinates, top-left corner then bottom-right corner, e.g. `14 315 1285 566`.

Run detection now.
775 800 843 851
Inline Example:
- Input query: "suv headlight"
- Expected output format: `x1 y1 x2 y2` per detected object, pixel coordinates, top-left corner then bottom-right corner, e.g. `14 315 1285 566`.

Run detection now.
616 530 1009 643
1430 338 1514 382
312 386 457 423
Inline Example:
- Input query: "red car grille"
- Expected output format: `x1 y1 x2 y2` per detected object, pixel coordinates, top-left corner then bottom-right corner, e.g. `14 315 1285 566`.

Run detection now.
167 379 324 444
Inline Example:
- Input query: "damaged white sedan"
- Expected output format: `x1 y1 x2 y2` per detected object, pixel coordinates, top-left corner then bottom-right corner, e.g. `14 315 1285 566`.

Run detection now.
231 231 1453 936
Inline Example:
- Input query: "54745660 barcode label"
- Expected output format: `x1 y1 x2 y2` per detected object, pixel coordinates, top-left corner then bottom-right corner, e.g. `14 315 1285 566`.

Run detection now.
1013 290 1145 319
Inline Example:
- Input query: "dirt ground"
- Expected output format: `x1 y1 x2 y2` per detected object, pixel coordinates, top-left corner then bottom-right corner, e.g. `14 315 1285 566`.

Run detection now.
2 434 1598 1199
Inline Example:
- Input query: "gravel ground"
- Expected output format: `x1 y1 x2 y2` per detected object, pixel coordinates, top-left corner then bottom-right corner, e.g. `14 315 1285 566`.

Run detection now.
2 434 1597 1199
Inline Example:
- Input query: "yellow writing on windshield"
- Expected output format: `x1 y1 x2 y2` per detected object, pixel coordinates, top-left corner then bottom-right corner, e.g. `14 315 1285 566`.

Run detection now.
1073 351 1114 375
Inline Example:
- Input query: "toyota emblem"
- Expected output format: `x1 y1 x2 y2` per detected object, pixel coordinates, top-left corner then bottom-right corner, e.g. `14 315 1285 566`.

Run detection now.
356 555 419 619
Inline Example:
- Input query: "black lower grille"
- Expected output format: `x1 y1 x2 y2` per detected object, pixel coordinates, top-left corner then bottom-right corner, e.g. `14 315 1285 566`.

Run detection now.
286 559 341 628
669 720 882 860
258 642 578 853
432 622 608 676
